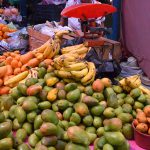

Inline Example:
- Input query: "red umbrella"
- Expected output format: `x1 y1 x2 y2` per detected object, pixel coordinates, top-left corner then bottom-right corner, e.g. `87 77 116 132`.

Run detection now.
61 3 117 20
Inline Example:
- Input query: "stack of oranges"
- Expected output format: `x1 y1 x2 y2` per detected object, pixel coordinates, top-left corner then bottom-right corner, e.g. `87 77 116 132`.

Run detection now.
0 23 17 40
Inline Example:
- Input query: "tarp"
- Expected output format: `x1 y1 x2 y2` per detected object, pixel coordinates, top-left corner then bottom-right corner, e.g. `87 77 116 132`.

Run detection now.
121 0 150 78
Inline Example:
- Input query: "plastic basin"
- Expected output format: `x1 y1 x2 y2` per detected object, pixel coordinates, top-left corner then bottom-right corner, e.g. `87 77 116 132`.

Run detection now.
132 123 150 150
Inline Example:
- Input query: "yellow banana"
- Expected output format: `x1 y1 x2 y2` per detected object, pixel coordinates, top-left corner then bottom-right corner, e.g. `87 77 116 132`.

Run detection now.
71 67 89 78
81 62 96 84
122 85 132 93
35 40 50 53
82 73 95 85
63 62 87 71
54 70 72 79
63 78 75 83
53 62 62 70
43 43 52 59
119 78 126 86
70 47 88 55
139 85 150 96
55 30 69 38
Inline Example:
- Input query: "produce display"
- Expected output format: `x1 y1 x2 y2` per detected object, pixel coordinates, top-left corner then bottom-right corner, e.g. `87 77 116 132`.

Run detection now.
0 23 17 40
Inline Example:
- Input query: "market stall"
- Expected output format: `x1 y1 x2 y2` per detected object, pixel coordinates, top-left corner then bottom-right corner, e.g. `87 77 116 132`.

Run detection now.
0 3 150 150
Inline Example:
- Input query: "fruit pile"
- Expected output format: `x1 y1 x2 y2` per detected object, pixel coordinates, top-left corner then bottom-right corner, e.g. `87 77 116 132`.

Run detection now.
0 61 150 150
0 23 17 40
133 105 150 134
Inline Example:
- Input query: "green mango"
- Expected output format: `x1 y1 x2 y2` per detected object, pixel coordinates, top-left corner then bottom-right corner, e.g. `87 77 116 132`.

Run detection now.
41 109 59 125
104 132 125 146
61 120 69 130
83 115 93 127
132 110 137 118
92 93 104 102
113 86 123 94
2 111 9 119
35 144 48 150
94 138 100 150
117 93 126 99
48 147 56 150
90 105 105 116
77 84 85 93
25 78 38 87
122 104 132 113
39 90 48 101
22 100 38 112
103 107 115 118
124 96 134 105
28 134 39 148
97 127 105 137
70 113 81 125
122 123 133 140
40 123 57 136
44 72 55 81
97 136 107 149
0 121 12 140
38 101 51 110
38 67 47 79
65 142 89 150
26 96 40 104
118 99 124 106
67 126 90 146
8 105 17 119
34 129 43 139
34 115 43 130
36 79 46 87
107 93 118 108
103 144 114 150
104 87 115 98
27 111 37 123
63 107 73 121
114 106 123 116
43 86 53 93
74 102 89 117
0 112 5 123
130 88 141 98
17 97 26 105
82 96 99 106
41 136 57 147
15 106 26 123
16 129 27 144
116 140 130 150
66 89 81 103
52 103 59 112
57 100 69 110
10 88 22 99
22 122 33 135
0 138 13 150
84 86 94 96
17 143 31 150
86 127 96 134
13 119 22 130
137 94 146 103
55 140 67 150
17 83 27 95
57 90 66 99
57 125 65 140
65 83 77 92
118 113 133 124
133 102 144 110
93 117 102 128
62 131 69 141
87 132 97 144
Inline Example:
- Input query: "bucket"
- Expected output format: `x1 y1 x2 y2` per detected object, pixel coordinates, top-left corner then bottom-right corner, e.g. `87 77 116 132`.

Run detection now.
132 123 150 149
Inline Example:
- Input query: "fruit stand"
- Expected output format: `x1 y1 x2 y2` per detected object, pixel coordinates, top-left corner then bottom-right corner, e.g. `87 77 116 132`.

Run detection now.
0 3 150 150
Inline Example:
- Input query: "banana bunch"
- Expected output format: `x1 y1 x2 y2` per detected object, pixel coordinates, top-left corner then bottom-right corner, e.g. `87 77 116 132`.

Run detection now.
119 75 141 92
54 30 69 43
53 53 96 85
32 39 60 61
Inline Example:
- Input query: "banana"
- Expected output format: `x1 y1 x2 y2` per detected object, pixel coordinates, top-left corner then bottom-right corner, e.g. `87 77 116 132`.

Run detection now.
70 47 88 55
63 62 87 71
81 62 96 84
63 78 75 83
43 42 52 59
119 78 126 86
71 67 89 78
53 62 62 70
35 40 50 53
139 85 150 96
53 42 60 55
55 30 69 38
122 85 132 93
82 73 95 85
54 70 72 79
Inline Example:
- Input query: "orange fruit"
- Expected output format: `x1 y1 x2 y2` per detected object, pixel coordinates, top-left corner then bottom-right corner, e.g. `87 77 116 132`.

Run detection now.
18 61 22 68
3 32 9 39
11 59 18 68
14 68 21 75
5 56 13 64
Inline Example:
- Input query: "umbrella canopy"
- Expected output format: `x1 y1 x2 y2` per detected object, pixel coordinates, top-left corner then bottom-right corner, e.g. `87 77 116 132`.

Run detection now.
61 3 117 20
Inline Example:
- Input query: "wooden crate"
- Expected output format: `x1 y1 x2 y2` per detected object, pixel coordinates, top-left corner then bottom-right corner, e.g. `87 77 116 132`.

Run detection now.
28 27 51 51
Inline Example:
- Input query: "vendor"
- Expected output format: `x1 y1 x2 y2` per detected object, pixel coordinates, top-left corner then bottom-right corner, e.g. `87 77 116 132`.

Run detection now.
60 0 105 30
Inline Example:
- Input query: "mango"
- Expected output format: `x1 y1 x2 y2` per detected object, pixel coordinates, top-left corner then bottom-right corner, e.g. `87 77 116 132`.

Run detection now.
52 102 59 112
0 138 13 150
37 79 45 87
17 97 26 105
107 93 118 108
48 147 56 150
118 113 133 124
133 101 144 109
103 144 114 150
60 120 69 131
41 109 59 125
83 115 93 127
9 105 17 119
39 90 48 101
97 127 105 137
41 136 57 147
15 106 26 123
34 115 43 130
122 104 132 113
35 144 48 150
65 83 77 92
28 133 39 148
26 96 39 104
63 107 73 121
97 136 107 149
27 111 37 123
86 127 96 134
67 126 90 146
103 107 115 118
117 93 126 99
113 86 123 94
114 106 123 116
116 140 130 150
47 88 58 102
130 88 141 98
77 84 85 93
38 67 47 79
2 111 9 119
57 125 65 140
137 94 146 103
87 132 97 144
38 101 51 110
22 100 38 112
44 72 55 81
0 121 12 139
55 140 67 150
25 77 38 87
124 96 134 105
40 123 57 136
66 89 81 103
91 105 105 116
74 102 89 117
93 117 102 128
104 132 125 146
17 83 27 95
84 86 94 96
27 85 42 96
55 82 65 90
122 123 133 140
57 90 66 99
57 100 69 110
104 87 115 98
65 142 89 150
92 93 104 102
46 77 59 87
10 88 22 99
22 122 33 135
16 129 27 144
17 143 31 150
94 138 100 150
0 113 5 123
43 86 53 92
34 129 43 139
70 113 81 125
13 118 22 130
118 99 124 106
82 96 99 106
